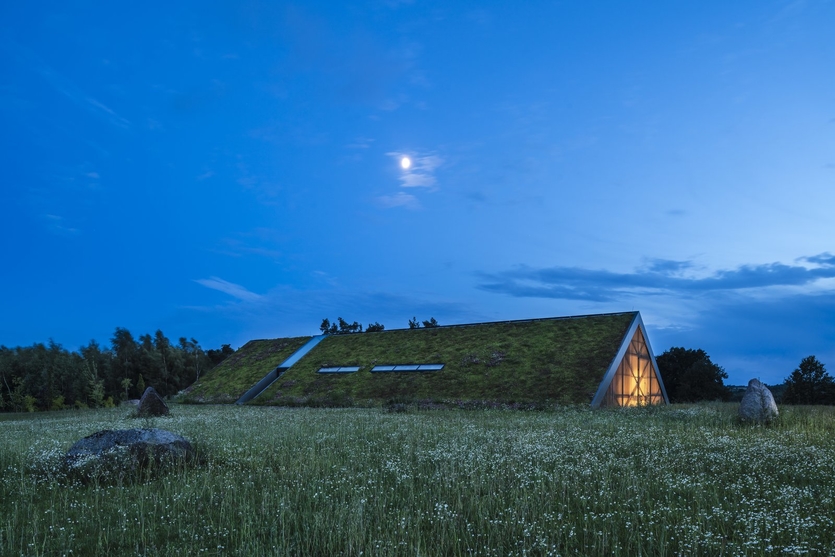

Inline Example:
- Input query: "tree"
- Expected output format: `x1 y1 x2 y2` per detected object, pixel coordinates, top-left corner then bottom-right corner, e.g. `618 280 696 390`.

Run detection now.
337 317 362 334
783 355 835 405
655 347 731 402
180 337 209 385
366 322 385 333
320 318 338 335
320 317 363 335
207 344 235 366
121 377 132 401
409 317 439 329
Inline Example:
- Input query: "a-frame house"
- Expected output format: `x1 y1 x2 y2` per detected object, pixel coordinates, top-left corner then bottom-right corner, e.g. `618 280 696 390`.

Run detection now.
590 312 668 407
185 311 669 408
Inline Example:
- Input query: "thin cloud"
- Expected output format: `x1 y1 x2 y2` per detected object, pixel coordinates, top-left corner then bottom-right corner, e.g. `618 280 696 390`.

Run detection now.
194 277 262 302
3 37 130 129
42 214 79 236
479 253 835 301
346 137 374 149
376 192 420 209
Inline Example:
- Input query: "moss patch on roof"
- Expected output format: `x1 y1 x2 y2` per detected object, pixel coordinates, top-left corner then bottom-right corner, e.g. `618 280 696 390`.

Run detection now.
254 313 636 406
182 337 311 403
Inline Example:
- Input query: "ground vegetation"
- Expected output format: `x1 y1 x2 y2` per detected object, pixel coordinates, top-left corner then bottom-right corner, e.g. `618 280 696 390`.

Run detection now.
2 404 835 555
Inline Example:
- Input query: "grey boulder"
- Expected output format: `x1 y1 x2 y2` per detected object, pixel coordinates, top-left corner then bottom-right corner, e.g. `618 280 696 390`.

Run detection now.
739 378 779 423
64 428 194 480
137 386 169 417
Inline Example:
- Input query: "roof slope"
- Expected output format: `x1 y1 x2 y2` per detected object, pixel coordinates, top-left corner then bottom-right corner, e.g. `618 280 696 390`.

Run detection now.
182 336 311 403
255 312 636 406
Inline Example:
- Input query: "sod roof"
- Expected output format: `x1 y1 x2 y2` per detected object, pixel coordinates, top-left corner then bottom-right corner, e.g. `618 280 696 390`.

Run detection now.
182 336 311 403
254 312 637 406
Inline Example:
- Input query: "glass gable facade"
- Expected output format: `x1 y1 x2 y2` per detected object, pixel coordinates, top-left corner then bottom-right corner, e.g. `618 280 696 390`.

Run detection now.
600 328 664 407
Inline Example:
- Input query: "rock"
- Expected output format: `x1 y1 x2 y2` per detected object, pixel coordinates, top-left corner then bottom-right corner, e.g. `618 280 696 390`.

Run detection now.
739 378 779 423
137 387 169 417
64 428 194 480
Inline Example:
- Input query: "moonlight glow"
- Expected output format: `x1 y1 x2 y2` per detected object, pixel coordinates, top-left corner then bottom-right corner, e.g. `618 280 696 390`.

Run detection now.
400 156 412 170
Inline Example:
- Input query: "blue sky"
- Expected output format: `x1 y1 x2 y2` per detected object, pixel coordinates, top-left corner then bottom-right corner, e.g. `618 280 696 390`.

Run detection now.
1 0 833 385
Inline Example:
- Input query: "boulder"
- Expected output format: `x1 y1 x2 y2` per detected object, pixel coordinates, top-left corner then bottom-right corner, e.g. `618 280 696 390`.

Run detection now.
64 428 194 480
137 387 169 417
739 378 778 423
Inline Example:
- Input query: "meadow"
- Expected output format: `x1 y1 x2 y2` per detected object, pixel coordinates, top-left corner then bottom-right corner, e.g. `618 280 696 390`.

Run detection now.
2 403 835 556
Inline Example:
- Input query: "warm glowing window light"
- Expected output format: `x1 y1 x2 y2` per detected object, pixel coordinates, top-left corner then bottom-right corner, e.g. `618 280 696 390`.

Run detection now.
601 328 664 407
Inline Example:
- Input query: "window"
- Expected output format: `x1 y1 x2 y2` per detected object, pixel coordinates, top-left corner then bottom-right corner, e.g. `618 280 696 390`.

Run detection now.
317 366 361 373
601 328 664 407
370 364 445 372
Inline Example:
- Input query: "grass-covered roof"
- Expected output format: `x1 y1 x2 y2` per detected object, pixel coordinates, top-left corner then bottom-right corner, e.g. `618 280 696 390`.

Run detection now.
254 312 637 406
182 337 311 403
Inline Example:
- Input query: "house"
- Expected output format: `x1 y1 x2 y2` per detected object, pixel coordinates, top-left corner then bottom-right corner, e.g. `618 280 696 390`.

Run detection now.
184 311 668 408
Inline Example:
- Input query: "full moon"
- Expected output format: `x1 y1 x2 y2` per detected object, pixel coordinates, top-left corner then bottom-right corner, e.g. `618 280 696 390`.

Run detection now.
400 156 412 170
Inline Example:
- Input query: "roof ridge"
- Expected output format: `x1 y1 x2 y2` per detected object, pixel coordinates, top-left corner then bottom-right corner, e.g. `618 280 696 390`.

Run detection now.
369 311 639 333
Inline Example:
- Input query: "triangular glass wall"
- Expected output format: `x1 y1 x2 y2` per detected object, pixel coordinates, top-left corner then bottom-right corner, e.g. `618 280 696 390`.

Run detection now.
600 327 665 407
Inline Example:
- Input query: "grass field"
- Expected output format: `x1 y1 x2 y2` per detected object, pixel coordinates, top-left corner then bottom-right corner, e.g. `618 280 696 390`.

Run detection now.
2 403 835 556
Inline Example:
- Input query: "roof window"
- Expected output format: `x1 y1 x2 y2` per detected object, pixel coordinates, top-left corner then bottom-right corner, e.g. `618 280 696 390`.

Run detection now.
317 366 361 373
370 364 444 372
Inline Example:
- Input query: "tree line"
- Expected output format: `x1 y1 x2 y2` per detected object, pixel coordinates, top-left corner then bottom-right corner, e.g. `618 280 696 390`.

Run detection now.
319 317 439 335
0 328 233 412
656 348 835 405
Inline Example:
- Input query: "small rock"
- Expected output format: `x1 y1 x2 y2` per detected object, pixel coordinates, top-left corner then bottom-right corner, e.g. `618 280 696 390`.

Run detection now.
739 378 778 423
137 387 169 417
64 428 194 481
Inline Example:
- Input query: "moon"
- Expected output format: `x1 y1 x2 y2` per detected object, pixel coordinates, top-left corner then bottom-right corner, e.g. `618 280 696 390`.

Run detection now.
400 156 412 170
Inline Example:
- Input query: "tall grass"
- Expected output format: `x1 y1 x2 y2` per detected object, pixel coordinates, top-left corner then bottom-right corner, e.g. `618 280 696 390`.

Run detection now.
1 403 834 556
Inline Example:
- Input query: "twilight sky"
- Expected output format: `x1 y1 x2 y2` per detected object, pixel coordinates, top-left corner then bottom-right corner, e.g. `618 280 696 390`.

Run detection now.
2 1 834 385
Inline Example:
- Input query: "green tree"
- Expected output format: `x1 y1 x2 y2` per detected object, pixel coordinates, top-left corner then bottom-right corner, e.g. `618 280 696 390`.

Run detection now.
207 344 235 365
409 317 439 329
783 355 835 405
78 340 113 407
655 347 731 402
179 337 209 386
320 318 362 335
120 377 132 401
84 365 105 408
320 318 338 335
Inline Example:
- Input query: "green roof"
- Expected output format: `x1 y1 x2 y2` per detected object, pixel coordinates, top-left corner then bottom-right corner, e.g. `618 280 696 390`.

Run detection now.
253 312 637 406
182 336 311 403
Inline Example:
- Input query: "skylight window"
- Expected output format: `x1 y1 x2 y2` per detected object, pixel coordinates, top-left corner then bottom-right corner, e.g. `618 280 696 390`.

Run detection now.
317 366 361 373
370 364 444 372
